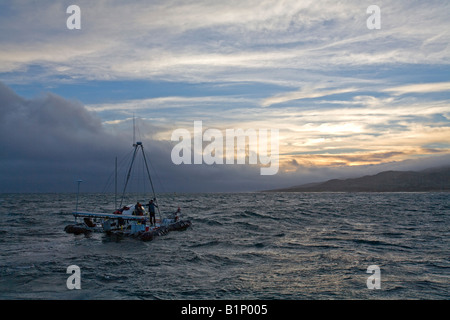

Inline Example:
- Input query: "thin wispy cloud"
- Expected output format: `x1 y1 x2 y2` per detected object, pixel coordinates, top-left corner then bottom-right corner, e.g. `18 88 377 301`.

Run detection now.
383 82 450 96
261 86 360 107
2 1 449 83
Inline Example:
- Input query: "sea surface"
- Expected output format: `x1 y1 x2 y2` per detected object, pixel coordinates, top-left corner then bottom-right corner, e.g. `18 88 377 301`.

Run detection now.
0 192 448 300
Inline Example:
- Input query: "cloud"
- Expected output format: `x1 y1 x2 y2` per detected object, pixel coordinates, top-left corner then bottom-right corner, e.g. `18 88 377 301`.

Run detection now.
2 79 446 193
2 1 450 85
0 82 127 192
261 86 359 107
383 82 450 96
0 82 293 193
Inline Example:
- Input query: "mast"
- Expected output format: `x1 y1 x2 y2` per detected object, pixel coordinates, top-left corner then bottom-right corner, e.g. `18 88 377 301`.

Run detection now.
119 142 140 208
118 117 161 218
119 141 160 220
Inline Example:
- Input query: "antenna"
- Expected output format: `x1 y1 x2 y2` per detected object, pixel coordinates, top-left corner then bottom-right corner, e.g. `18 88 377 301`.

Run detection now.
115 157 117 210
75 179 83 213
132 113 136 146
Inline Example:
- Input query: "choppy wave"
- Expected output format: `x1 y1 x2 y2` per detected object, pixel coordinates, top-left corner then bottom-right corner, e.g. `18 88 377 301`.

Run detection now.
0 192 449 299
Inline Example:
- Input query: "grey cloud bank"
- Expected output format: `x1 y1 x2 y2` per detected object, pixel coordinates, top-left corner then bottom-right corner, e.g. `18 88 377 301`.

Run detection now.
1 82 449 194
0 82 282 193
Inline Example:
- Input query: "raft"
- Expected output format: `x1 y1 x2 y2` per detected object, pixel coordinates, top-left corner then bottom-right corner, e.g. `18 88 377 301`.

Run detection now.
137 220 192 241
166 219 192 232
64 224 91 235
68 219 193 241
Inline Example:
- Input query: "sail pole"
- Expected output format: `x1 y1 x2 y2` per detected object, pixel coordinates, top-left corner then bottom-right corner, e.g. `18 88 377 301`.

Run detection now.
119 143 139 208
114 156 117 210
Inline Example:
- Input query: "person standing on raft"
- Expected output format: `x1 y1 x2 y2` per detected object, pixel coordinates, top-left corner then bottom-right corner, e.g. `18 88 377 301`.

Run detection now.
148 199 158 225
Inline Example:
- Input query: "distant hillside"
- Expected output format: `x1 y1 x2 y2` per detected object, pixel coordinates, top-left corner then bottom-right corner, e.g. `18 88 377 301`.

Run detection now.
267 166 450 192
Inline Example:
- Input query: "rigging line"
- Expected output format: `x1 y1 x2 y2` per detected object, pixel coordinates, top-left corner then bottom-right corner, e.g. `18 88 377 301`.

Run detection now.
114 151 134 207
92 149 133 213
140 144 161 220
99 149 133 193
147 151 167 194
119 144 140 208
118 147 138 203
141 152 148 199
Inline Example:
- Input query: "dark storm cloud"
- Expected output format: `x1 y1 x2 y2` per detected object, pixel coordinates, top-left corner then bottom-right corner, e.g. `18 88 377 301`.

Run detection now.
0 81 129 192
0 82 288 193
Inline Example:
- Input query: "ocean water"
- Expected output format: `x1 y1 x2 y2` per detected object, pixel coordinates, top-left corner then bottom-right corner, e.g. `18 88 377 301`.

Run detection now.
0 192 448 300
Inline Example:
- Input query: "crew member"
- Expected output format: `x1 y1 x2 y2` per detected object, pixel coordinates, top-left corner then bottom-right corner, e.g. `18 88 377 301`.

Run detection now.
148 199 158 225
135 202 144 216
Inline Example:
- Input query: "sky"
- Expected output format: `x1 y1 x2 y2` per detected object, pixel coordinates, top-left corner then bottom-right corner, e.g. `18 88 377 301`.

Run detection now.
0 0 449 193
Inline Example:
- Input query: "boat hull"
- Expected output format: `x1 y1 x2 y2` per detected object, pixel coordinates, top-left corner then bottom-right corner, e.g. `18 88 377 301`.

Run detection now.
64 224 92 235
70 219 193 241
138 220 192 241
166 219 192 231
